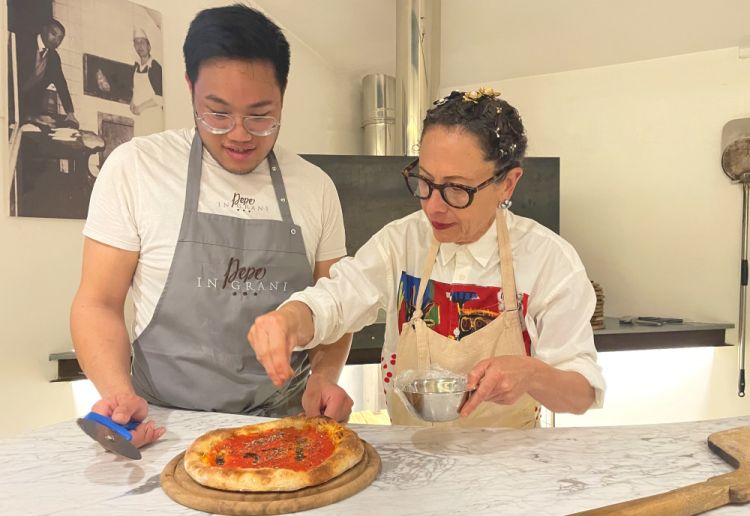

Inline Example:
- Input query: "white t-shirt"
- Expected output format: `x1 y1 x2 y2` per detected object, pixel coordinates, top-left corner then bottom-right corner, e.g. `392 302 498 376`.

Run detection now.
289 209 606 407
84 128 346 337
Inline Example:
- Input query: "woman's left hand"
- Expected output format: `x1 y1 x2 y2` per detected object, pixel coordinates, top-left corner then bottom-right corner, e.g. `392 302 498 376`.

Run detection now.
460 356 540 416
301 373 353 423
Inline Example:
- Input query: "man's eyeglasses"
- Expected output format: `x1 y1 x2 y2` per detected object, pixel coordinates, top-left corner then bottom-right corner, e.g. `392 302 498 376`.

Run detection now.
195 112 280 136
401 159 506 209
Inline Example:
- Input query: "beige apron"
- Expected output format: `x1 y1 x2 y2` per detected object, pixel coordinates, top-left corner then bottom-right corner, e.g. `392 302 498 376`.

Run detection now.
388 207 540 428
132 66 163 136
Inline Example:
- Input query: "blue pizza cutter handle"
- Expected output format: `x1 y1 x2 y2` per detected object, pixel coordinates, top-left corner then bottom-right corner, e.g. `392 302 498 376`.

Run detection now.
77 412 143 459
84 412 139 439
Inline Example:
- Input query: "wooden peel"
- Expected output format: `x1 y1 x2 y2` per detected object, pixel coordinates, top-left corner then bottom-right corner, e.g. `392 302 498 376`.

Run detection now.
573 426 750 515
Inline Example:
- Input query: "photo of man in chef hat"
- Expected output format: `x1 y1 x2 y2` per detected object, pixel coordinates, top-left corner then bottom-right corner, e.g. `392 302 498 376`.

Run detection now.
130 26 163 134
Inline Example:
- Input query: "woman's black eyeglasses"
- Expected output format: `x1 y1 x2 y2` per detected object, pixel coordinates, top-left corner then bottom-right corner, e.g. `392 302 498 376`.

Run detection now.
401 159 506 209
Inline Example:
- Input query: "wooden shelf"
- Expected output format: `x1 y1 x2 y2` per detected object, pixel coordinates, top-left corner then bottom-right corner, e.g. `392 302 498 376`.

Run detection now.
48 351 87 382
592 317 733 352
347 316 734 364
50 317 734 381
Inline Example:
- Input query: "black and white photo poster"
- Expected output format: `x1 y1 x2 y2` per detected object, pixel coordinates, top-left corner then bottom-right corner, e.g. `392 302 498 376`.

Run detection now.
7 0 164 218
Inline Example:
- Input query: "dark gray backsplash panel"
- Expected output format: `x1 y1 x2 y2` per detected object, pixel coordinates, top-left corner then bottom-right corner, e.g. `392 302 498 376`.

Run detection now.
301 155 559 255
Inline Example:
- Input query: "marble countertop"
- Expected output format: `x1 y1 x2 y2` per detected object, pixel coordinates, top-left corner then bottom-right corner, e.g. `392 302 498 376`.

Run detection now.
2 408 749 515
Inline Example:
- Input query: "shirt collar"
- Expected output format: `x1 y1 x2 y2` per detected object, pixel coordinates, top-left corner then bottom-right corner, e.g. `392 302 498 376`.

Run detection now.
437 211 515 268
197 130 271 176
135 57 154 73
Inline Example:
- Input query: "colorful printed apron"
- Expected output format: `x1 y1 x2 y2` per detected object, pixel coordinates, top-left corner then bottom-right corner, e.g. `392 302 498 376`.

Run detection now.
388 207 540 428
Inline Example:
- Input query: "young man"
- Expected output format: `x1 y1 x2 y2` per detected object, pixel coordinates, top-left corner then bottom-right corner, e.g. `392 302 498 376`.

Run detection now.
71 5 352 447
16 18 78 126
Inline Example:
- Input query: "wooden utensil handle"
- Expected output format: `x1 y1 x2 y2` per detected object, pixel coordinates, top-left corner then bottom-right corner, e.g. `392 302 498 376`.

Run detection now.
573 479 731 515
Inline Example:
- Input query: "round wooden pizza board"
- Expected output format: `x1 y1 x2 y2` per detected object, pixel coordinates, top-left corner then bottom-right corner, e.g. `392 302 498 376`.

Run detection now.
160 440 381 515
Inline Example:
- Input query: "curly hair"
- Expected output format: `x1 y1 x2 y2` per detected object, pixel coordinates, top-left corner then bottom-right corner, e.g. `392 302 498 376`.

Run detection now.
422 90 527 175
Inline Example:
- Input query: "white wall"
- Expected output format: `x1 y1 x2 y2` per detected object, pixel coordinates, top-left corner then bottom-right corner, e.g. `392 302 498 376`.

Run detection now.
445 47 750 425
0 0 361 438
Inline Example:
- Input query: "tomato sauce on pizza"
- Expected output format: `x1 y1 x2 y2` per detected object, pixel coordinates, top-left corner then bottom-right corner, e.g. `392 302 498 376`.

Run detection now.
206 427 335 471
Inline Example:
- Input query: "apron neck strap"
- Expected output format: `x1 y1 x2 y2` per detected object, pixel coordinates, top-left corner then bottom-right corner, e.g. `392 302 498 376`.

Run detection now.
412 237 440 320
182 134 294 225
266 150 293 224
182 131 204 215
496 207 519 312
411 208 518 319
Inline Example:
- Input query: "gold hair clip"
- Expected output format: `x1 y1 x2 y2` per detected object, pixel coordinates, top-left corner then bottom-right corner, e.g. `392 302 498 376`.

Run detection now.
462 87 501 103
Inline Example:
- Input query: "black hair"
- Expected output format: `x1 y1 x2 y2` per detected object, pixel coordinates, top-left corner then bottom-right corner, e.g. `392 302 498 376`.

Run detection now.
183 4 290 92
44 19 65 36
422 90 527 175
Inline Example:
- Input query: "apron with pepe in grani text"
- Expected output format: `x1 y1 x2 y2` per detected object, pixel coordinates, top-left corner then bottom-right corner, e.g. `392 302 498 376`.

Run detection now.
131 132 313 415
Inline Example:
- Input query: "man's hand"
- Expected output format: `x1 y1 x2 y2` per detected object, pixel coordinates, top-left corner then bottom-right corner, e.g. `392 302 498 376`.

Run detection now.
91 393 165 448
301 373 353 422
247 302 315 387
64 112 79 128
129 102 141 115
460 355 539 417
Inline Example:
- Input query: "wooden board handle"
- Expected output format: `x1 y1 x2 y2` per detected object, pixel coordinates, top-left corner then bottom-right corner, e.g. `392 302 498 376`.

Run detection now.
572 475 738 516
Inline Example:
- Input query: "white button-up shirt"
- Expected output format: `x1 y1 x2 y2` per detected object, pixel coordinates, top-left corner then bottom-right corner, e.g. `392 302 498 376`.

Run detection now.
289 209 606 406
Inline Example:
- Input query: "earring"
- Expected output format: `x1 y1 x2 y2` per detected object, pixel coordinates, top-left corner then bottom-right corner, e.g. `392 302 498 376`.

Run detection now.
500 199 512 209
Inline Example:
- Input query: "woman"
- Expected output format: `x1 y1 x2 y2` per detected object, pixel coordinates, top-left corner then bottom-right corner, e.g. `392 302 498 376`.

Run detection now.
248 88 605 428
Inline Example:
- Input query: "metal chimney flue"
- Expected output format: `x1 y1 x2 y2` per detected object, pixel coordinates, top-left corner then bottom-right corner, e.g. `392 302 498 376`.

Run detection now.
396 0 440 156
362 73 399 155
361 0 440 157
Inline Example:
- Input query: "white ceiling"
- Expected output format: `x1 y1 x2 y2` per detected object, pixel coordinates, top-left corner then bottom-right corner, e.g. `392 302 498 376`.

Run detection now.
254 0 750 86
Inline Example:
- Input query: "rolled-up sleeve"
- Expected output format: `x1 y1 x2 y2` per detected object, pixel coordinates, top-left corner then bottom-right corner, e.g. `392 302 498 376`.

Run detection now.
285 231 393 348
528 268 606 408
83 142 141 251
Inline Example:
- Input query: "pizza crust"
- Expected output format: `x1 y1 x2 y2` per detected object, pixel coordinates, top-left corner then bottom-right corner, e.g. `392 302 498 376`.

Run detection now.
184 416 365 492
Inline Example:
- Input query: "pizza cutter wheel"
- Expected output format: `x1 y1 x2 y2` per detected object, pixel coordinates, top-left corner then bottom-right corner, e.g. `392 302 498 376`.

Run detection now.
77 412 142 460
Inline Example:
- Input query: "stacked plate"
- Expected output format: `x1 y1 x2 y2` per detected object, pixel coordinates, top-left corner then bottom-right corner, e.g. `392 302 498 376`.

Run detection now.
50 128 80 142
590 281 605 330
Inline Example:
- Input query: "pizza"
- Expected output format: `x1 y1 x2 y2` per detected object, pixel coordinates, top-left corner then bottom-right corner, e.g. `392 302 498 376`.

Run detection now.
183 416 365 492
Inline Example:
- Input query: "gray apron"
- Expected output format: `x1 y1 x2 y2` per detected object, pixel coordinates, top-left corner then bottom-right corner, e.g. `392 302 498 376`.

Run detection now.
131 133 312 415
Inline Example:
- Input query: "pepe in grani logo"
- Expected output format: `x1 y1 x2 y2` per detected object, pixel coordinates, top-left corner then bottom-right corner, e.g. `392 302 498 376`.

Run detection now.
195 257 288 297
222 192 271 214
